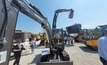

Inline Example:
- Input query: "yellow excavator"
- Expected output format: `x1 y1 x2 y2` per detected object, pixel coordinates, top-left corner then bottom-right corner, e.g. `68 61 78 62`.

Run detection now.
85 25 107 50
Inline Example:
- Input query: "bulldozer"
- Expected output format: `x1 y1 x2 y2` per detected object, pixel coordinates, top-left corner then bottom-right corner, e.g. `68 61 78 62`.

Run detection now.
0 0 74 65
84 25 107 50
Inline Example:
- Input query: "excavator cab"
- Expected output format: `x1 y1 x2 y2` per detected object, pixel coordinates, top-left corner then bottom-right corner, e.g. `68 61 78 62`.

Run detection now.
53 29 64 51
53 29 64 46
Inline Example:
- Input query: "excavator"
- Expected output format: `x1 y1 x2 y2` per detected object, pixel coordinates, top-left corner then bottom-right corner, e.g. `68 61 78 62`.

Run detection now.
0 0 74 65
42 8 74 48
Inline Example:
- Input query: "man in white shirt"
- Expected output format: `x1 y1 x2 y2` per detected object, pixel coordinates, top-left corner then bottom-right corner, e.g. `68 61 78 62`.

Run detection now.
98 29 107 65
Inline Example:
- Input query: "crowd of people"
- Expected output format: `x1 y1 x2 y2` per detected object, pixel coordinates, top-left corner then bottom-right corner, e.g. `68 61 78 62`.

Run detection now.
64 34 74 46
11 28 107 65
11 32 75 65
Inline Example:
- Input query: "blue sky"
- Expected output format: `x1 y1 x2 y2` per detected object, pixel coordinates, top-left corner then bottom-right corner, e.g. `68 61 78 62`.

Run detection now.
16 0 107 34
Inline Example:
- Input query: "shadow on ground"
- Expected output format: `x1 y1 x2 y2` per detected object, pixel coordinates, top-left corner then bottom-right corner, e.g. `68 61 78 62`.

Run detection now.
79 46 98 54
64 44 74 47
28 54 41 65
21 53 32 56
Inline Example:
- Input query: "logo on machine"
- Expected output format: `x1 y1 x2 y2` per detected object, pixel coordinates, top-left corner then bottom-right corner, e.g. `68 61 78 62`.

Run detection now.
0 51 7 64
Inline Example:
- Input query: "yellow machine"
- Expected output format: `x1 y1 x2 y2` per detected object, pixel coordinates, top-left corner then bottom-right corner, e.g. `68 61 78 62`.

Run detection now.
75 33 85 42
43 33 50 48
85 25 107 50
74 29 88 42
86 36 100 50
36 34 41 40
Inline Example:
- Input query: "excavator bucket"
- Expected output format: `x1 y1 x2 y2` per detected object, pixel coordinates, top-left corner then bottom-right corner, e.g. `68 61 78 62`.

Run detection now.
68 11 74 19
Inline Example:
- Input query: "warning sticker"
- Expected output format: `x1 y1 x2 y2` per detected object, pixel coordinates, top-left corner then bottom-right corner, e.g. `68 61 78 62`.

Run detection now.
0 51 7 64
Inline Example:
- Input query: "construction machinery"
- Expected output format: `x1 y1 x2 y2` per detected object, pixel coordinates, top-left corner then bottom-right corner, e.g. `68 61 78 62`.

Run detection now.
84 25 107 50
66 24 83 42
0 0 74 65
75 29 90 42
40 9 74 64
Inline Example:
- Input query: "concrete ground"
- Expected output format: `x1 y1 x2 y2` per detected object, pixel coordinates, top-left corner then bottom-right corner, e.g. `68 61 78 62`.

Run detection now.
65 43 102 65
9 43 102 65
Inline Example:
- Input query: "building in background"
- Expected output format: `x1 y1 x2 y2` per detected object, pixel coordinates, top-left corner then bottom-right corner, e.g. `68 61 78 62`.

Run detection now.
13 30 24 42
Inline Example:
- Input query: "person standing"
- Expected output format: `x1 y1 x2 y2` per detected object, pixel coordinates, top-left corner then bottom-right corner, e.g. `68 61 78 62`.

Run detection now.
98 29 107 65
67 35 73 46
12 40 25 65
29 38 35 54
64 36 67 44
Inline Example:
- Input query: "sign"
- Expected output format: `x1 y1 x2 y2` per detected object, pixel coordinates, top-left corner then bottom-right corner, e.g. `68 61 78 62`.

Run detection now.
0 51 7 64
41 48 50 56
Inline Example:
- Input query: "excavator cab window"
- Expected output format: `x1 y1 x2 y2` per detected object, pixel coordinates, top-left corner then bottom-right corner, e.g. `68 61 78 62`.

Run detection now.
53 29 63 45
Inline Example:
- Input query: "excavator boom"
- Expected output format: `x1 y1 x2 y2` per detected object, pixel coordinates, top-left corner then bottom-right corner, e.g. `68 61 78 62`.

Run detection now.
0 0 52 65
52 9 74 29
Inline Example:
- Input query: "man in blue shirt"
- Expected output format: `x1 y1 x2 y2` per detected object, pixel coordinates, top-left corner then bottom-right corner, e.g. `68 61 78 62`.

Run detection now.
98 29 107 65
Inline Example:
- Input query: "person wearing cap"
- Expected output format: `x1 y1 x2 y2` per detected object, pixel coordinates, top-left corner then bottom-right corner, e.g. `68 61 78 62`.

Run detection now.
12 40 25 65
98 29 107 65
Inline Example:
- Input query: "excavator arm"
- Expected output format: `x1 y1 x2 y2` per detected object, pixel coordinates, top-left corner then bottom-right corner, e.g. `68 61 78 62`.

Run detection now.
52 9 74 29
0 0 52 65
13 0 52 40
